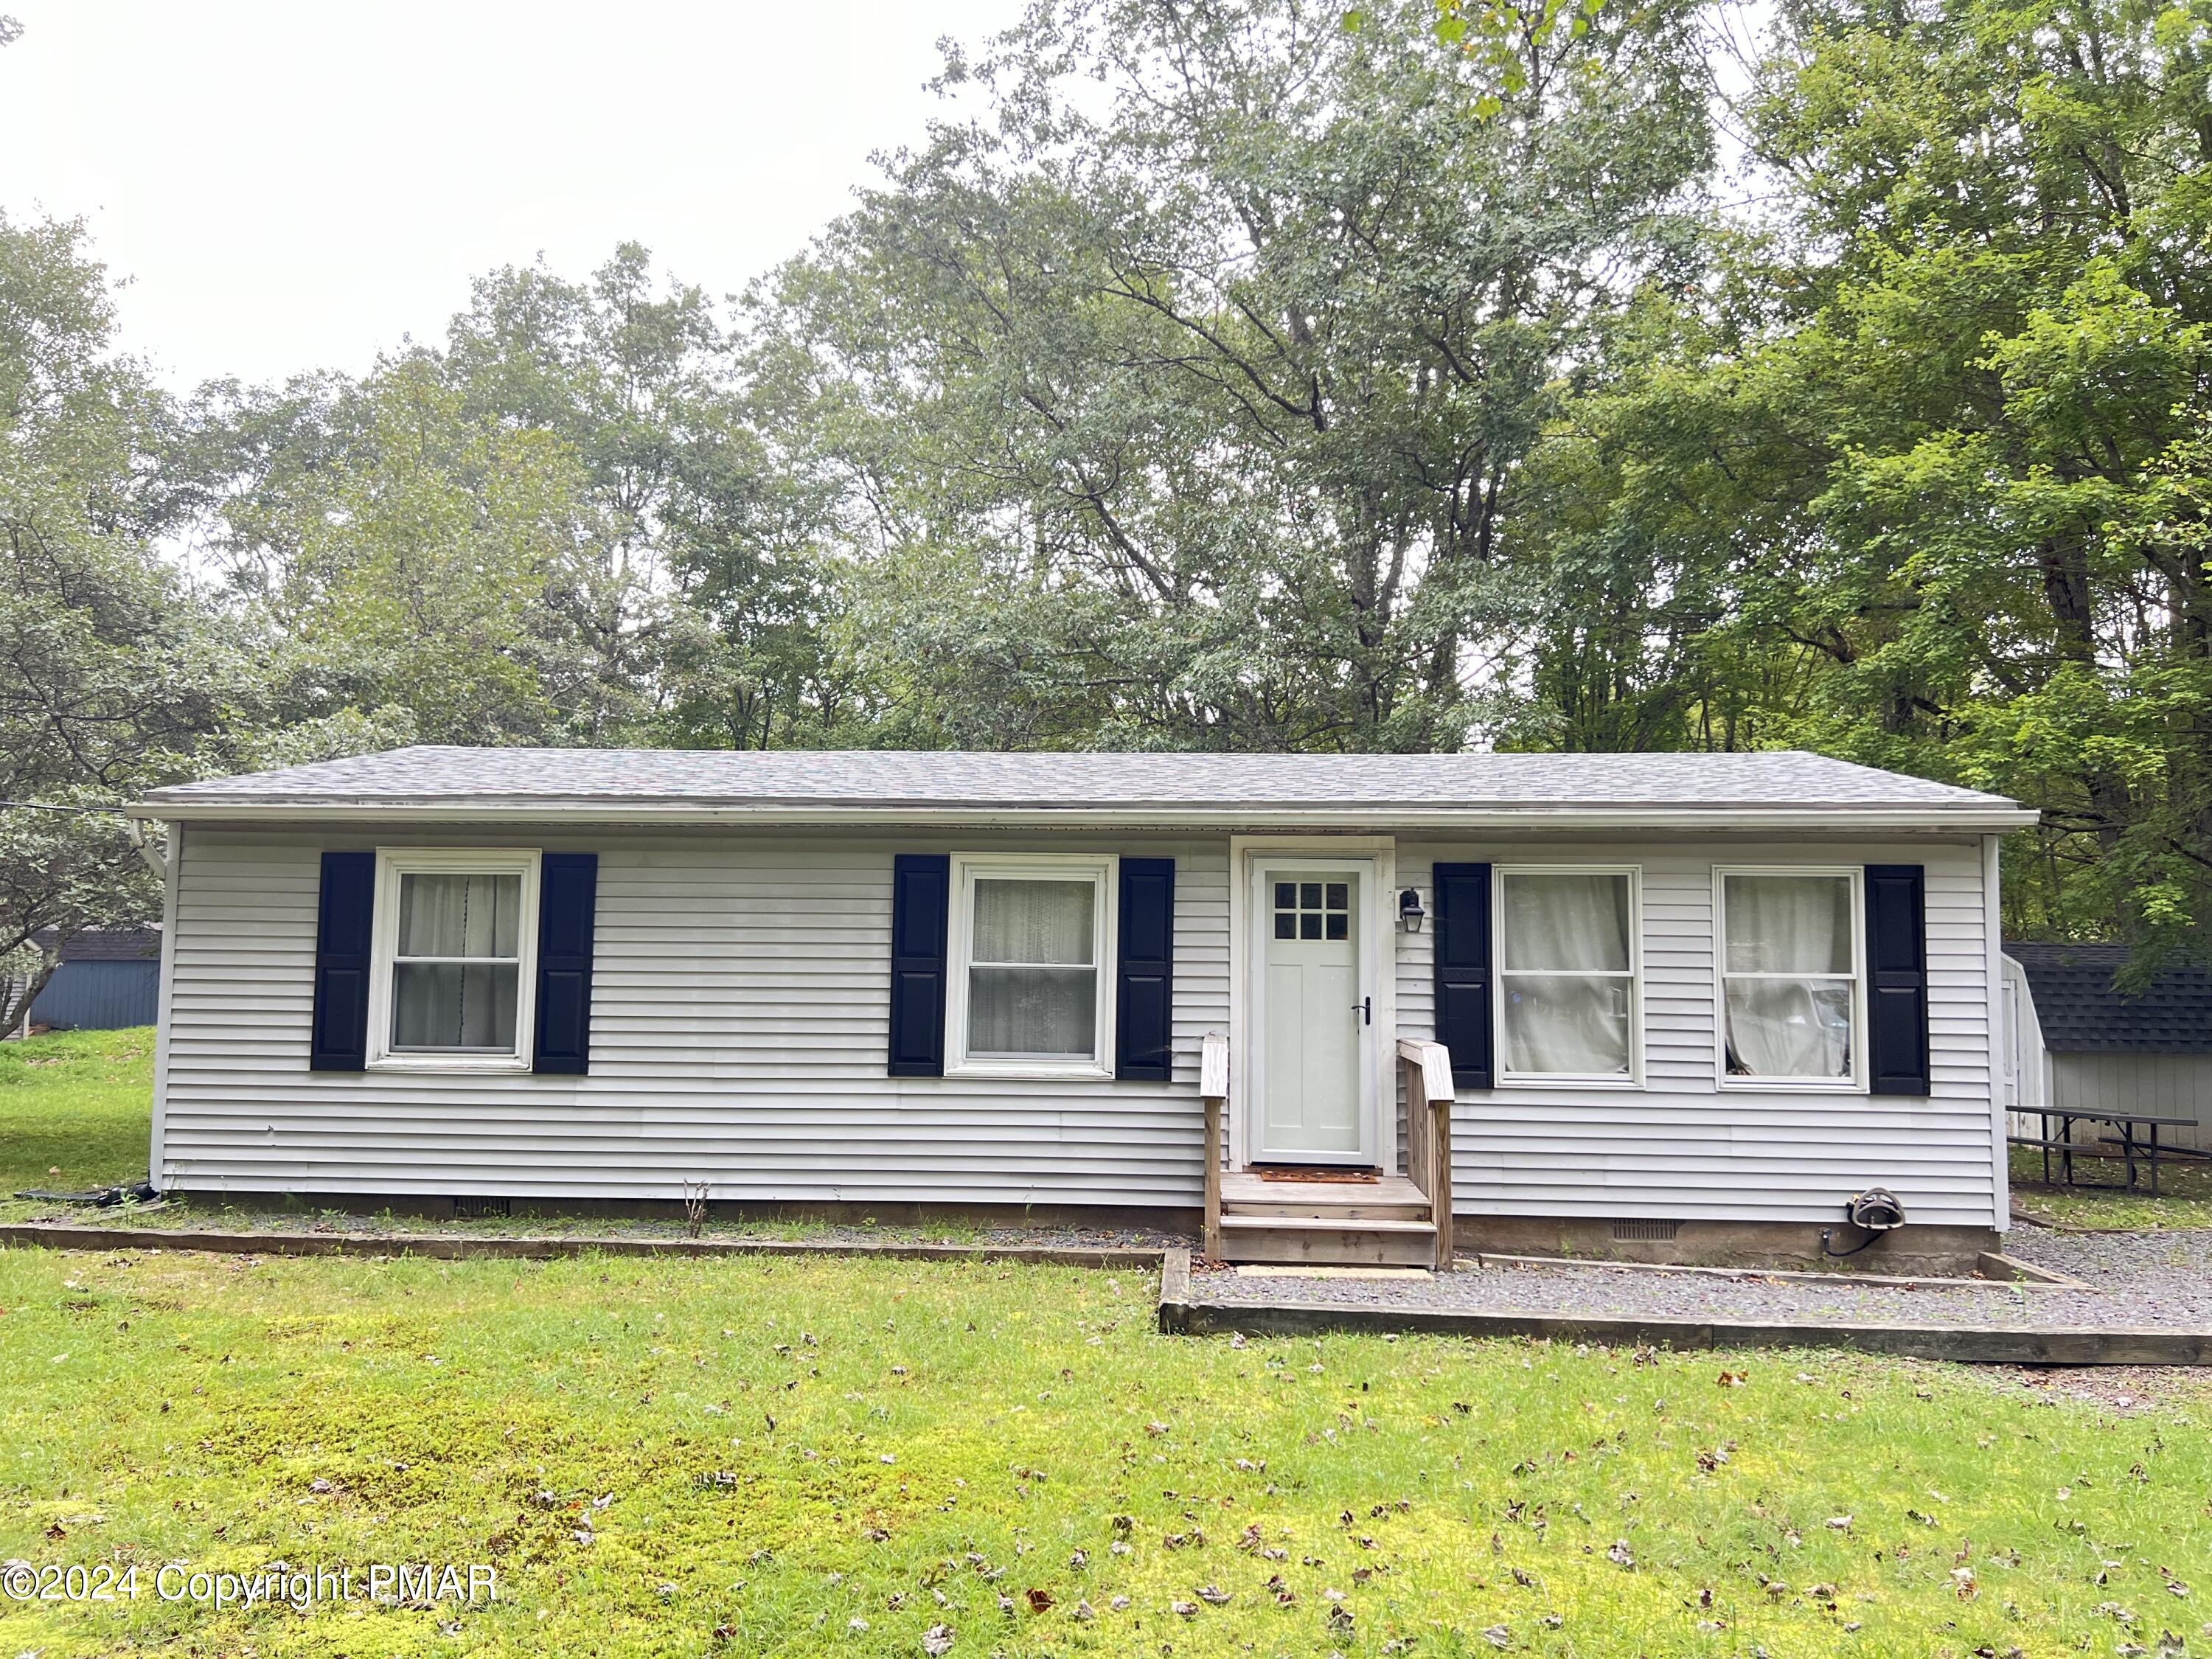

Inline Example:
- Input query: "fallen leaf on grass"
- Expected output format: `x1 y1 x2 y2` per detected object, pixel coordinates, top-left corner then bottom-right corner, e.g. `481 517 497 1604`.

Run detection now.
922 1624 955 1655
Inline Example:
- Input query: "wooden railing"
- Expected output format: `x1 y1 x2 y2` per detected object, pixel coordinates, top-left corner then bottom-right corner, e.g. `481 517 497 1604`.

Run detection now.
1200 1029 1228 1261
1398 1037 1455 1268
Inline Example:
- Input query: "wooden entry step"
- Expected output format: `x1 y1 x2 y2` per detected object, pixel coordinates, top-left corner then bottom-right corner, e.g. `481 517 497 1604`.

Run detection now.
1215 1212 1439 1267
1220 1171 1430 1222
1197 1032 1458 1271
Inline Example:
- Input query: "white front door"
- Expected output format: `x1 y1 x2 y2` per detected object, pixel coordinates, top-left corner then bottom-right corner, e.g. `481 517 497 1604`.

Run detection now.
1253 863 1373 1164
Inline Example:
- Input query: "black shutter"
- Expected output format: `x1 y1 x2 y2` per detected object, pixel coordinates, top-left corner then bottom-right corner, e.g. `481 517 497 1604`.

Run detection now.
1116 858 1175 1081
888 853 950 1077
1432 862 1493 1089
533 852 599 1075
1865 863 1931 1096
310 851 375 1071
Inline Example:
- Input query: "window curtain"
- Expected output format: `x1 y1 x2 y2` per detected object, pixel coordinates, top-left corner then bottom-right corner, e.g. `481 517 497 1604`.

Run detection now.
1503 976 1632 1074
397 873 521 959
1723 874 1853 1079
968 878 1096 1057
972 879 1093 964
393 872 521 1051
1500 873 1630 972
1499 873 1632 1074
394 964 518 1050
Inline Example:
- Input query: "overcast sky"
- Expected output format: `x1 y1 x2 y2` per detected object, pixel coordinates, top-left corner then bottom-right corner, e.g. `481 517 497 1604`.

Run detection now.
0 1 1024 390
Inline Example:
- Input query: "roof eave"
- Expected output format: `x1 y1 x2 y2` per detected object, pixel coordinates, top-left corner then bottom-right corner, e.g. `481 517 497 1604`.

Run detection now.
127 799 2041 834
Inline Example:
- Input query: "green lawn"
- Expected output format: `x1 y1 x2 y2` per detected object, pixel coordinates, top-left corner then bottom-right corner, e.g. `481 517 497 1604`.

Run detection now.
5 1031 2212 1655
0 1028 154 1218
2008 1145 2212 1231
3 1248 2211 1659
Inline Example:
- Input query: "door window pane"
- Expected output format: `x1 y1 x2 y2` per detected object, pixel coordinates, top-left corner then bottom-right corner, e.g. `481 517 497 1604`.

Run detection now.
1275 874 1356 942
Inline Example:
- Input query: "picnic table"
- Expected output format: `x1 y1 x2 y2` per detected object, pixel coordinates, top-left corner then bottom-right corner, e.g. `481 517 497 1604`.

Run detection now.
2008 1106 2205 1194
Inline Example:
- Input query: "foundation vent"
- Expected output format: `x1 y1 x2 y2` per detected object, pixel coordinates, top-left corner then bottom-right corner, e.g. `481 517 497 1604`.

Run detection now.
1610 1219 1680 1242
455 1196 511 1220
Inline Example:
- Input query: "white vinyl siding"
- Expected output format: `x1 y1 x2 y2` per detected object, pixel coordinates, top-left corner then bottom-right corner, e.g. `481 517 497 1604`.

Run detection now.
1397 840 2000 1228
155 824 2003 1225
157 829 1228 1208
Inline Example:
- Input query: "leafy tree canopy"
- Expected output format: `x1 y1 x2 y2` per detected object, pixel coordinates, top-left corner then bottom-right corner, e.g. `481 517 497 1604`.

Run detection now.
1515 0 2212 963
7 0 2206 968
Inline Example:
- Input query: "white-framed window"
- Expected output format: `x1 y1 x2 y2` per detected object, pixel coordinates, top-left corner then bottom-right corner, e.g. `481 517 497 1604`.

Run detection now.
1494 866 1642 1084
1714 866 1865 1090
366 848 540 1071
945 852 1118 1079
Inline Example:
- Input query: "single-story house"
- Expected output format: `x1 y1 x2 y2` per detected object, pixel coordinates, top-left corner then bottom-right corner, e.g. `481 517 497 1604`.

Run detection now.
129 747 2037 1272
21 927 164 1033
2003 942 2212 1150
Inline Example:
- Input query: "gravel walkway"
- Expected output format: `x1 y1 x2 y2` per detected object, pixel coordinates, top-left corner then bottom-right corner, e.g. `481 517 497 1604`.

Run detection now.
1194 1227 2212 1332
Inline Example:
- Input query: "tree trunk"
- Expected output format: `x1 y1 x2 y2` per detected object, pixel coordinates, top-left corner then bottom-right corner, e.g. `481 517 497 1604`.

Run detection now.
0 947 62 1039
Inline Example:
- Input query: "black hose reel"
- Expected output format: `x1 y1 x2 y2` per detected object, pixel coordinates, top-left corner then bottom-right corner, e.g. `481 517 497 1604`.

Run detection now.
1821 1186 1907 1259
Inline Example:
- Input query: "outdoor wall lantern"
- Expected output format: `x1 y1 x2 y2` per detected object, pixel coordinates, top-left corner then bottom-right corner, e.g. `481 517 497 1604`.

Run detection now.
1397 886 1425 932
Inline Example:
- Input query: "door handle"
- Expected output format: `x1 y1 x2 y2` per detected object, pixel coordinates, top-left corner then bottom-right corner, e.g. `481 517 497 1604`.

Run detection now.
1354 996 1371 1026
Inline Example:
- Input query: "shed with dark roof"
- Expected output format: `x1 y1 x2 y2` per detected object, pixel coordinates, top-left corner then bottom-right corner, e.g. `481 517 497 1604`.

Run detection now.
21 927 162 1032
2003 942 2212 1147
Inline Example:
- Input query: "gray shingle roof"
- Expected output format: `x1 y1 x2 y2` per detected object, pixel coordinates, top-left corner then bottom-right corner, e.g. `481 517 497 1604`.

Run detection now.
2007 943 2212 1054
140 745 2025 821
30 926 161 962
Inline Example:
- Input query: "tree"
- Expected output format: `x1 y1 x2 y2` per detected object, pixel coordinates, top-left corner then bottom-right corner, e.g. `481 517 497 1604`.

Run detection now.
753 0 1714 750
442 247 861 748
179 246 858 750
1513 0 2212 967
0 215 258 1027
